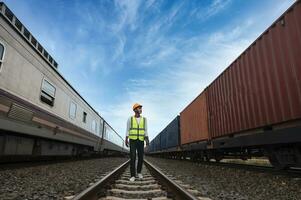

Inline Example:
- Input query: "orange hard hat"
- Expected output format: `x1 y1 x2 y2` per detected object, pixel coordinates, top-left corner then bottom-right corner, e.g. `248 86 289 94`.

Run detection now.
133 103 142 111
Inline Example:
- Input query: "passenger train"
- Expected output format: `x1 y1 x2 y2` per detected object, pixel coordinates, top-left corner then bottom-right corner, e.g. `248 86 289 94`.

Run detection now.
0 2 127 162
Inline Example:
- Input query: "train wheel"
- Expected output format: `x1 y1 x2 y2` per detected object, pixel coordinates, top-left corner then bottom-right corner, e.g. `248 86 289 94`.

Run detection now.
204 155 210 162
214 154 223 162
267 152 288 170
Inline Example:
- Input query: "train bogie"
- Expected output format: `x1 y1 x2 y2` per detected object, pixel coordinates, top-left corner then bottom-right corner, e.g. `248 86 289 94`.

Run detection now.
0 134 34 155
39 140 74 156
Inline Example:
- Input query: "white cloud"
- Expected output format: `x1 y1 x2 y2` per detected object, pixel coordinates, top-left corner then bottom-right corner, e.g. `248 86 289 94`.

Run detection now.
140 45 177 67
111 35 126 64
192 0 232 21
145 0 156 9
113 0 141 32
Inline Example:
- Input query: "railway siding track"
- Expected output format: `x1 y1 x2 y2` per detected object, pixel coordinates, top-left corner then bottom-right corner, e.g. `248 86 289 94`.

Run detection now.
197 159 301 177
73 159 209 200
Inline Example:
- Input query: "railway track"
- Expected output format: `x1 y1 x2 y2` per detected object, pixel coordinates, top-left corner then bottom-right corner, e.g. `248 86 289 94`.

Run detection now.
159 156 301 177
196 160 301 177
73 159 208 200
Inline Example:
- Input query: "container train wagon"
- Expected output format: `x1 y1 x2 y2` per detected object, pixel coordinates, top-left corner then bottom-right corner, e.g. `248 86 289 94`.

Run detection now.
147 1 301 169
0 2 127 162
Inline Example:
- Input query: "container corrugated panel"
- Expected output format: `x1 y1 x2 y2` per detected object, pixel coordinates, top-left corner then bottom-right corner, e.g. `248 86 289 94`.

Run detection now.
152 141 155 152
149 141 154 152
147 141 151 152
159 116 179 150
180 91 209 145
160 128 167 149
158 134 161 151
166 116 180 149
154 135 161 151
150 142 154 152
148 141 152 152
207 1 301 138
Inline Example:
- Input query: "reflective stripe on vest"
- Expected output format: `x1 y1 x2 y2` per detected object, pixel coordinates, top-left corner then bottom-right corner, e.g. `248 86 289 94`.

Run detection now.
129 116 145 141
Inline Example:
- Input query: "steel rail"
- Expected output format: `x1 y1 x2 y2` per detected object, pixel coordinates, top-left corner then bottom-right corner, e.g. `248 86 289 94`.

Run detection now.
155 157 301 177
197 160 301 177
73 159 130 200
144 159 199 200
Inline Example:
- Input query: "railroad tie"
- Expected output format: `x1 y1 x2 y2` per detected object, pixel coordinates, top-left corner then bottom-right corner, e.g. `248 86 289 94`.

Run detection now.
100 165 171 200
153 166 212 200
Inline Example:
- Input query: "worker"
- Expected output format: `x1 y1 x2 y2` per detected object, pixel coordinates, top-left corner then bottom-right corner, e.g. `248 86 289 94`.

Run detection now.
125 103 149 182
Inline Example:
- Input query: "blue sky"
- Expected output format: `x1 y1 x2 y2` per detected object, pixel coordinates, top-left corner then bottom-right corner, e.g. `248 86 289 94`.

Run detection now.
4 0 295 140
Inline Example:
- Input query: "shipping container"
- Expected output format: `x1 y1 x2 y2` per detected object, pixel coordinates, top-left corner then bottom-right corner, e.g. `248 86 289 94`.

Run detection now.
151 141 155 152
180 91 209 145
160 128 167 150
154 134 161 152
166 116 180 149
159 116 180 150
207 1 301 138
148 140 154 153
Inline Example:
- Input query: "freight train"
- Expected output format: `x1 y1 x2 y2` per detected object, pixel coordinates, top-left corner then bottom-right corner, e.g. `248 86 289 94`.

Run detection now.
0 2 127 162
146 1 301 169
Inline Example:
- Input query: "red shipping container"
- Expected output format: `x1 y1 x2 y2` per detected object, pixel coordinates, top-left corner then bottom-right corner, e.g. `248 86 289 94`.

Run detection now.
207 2 301 138
180 90 209 145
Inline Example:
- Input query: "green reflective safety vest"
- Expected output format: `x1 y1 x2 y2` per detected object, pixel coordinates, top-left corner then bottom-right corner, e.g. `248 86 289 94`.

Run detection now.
129 116 145 141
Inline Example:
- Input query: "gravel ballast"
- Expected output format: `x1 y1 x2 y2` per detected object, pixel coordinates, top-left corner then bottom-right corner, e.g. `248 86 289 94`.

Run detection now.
0 157 127 200
146 157 301 200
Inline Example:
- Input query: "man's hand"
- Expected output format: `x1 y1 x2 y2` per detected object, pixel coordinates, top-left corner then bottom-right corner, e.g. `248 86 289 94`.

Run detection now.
125 136 129 147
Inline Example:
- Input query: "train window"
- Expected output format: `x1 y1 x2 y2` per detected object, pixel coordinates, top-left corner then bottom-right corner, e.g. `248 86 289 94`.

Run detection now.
53 61 58 68
37 43 43 53
31 36 37 47
23 28 30 40
40 79 56 107
14 18 22 31
43 50 49 59
48 56 53 64
4 7 13 21
83 112 87 123
69 102 77 119
0 43 5 71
